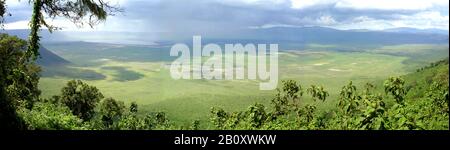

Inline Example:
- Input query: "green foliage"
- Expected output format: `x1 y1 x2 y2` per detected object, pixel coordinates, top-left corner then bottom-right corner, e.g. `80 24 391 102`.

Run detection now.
0 34 41 109
27 0 121 59
18 79 177 130
271 80 303 117
307 85 329 102
359 94 386 130
210 107 229 129
18 102 85 130
113 112 172 130
296 104 317 129
112 114 149 130
207 59 448 130
190 120 200 130
245 103 268 128
338 81 361 115
130 101 138 113
5 64 41 109
384 77 407 105
39 0 121 27
399 70 449 130
99 97 125 127
427 82 448 114
1 34 42 130
60 80 104 121
2 0 122 130
28 0 43 60
282 80 303 101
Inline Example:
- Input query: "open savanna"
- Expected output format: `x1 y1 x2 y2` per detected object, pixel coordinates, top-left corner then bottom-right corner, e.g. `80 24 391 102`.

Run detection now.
38 42 449 126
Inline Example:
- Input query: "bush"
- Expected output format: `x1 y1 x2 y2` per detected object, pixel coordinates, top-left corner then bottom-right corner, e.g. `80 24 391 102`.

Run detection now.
18 102 85 130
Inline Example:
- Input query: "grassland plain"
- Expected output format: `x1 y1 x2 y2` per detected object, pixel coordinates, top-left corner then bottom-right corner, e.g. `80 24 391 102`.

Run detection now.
39 43 449 126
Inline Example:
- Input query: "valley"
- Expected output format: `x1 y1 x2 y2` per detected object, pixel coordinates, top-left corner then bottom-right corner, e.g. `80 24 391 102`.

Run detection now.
37 42 449 126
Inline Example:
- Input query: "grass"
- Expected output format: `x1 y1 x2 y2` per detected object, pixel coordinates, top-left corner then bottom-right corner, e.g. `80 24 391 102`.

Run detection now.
38 42 449 125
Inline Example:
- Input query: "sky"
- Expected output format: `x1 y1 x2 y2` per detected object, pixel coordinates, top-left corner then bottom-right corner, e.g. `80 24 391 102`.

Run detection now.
1 0 449 42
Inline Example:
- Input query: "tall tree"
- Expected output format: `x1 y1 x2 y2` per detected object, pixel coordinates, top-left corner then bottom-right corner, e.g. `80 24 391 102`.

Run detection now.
0 34 32 130
99 97 125 127
61 80 104 121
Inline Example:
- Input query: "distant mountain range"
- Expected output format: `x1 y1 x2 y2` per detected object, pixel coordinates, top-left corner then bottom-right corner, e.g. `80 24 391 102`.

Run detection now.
2 27 448 66
381 27 448 35
235 26 449 45
2 26 449 45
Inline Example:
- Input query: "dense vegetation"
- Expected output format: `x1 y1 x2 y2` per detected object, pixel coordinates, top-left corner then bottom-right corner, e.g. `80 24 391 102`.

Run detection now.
1 33 448 130
1 33 41 130
208 59 448 130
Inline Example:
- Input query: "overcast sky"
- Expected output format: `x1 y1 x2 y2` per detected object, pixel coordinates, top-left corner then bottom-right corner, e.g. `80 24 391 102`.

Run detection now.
2 0 449 42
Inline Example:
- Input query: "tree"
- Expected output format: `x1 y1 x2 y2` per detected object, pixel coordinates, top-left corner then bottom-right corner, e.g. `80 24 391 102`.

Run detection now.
1 34 41 130
60 80 104 121
0 34 41 109
99 97 125 127
0 34 41 108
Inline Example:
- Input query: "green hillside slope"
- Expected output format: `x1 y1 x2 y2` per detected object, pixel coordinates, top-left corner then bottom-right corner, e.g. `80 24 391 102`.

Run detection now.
36 47 71 66
404 58 449 100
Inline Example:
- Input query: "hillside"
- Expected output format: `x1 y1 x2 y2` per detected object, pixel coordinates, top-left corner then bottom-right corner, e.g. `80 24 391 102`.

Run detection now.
383 27 449 35
404 58 449 100
201 58 449 130
0 31 70 66
36 47 71 66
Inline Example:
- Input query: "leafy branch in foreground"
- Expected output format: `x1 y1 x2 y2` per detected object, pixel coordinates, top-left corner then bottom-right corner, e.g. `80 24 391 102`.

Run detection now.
27 0 123 59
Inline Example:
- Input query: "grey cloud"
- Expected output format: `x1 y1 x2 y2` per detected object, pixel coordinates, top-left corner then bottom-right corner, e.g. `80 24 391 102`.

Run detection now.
3 0 448 40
